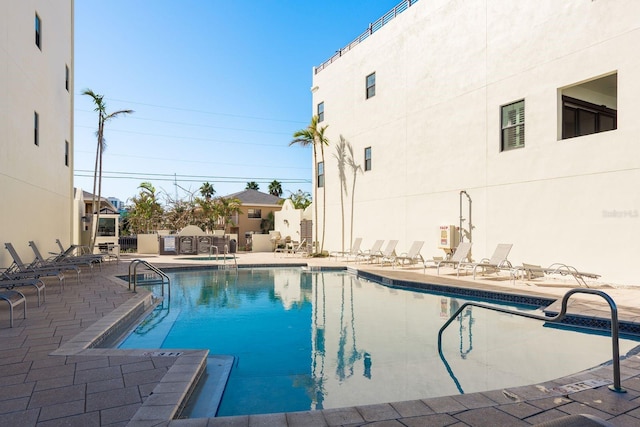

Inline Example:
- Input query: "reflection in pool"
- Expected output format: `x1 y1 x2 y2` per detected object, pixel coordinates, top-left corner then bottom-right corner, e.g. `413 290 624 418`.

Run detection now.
119 268 639 418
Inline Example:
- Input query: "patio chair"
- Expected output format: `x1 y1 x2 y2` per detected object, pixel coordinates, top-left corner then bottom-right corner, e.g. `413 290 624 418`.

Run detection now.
375 240 399 266
290 239 310 257
330 237 363 261
356 240 385 263
511 262 600 288
29 241 93 277
0 289 26 328
424 241 472 275
4 242 68 288
1 272 46 306
53 239 104 268
390 241 425 268
457 243 513 279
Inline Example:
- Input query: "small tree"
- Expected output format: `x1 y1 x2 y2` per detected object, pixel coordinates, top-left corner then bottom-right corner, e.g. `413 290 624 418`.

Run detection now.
128 182 163 234
288 189 312 210
214 197 242 234
245 181 260 191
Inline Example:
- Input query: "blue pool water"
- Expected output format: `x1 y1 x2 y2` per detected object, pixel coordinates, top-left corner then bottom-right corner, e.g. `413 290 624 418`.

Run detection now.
119 268 640 418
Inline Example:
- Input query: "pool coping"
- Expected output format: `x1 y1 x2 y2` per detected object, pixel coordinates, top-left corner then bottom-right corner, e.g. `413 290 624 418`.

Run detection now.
55 264 640 425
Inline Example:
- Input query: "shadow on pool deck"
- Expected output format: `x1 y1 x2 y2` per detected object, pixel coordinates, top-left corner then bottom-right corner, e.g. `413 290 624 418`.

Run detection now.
1 252 640 426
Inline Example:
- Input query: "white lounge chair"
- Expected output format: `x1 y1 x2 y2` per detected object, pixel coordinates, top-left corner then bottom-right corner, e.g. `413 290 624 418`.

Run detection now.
391 241 425 268
375 240 399 266
457 243 513 279
356 240 384 263
511 262 600 287
424 241 472 274
330 237 363 261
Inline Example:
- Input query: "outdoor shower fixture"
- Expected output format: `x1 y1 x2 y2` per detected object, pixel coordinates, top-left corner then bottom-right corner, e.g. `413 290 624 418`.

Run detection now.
459 190 472 251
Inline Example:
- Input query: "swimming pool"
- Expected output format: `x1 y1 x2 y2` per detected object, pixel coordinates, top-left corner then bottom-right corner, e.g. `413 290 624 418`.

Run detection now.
118 267 640 418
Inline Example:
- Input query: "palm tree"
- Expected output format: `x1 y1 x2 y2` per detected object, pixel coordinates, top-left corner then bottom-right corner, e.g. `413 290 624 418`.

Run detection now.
345 141 362 249
288 189 312 210
199 181 215 200
290 115 329 255
245 181 260 191
333 136 348 253
82 89 133 250
268 180 283 197
214 197 242 234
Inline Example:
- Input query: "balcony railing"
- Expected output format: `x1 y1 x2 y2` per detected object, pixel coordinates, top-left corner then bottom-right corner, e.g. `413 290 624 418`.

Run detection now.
314 0 420 74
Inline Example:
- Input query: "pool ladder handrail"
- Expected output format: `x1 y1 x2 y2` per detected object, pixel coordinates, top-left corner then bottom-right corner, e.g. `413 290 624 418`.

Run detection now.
128 259 171 299
208 244 237 269
437 288 625 393
224 244 238 269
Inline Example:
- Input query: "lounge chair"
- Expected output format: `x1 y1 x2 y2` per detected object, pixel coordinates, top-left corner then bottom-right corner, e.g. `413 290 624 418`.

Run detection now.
290 239 310 257
1 272 46 306
4 243 68 288
29 241 93 276
512 262 600 287
274 236 292 256
0 289 26 328
375 240 399 266
424 241 472 274
356 240 385 263
457 243 513 279
52 239 104 268
390 241 425 268
330 237 363 261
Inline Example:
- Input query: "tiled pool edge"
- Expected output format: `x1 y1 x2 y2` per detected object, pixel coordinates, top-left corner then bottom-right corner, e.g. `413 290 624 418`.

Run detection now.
50 278 210 425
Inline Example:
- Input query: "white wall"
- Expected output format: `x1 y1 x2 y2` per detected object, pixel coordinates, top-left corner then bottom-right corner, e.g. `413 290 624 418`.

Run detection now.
0 0 74 264
312 0 640 284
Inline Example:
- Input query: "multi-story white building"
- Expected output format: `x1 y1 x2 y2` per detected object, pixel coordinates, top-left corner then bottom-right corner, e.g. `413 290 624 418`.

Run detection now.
0 1 74 264
312 0 639 284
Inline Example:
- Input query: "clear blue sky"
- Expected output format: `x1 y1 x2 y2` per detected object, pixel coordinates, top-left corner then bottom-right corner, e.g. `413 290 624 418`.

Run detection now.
74 0 402 204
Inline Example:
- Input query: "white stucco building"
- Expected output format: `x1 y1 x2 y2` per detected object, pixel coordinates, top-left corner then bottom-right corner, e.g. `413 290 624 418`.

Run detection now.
0 0 74 264
311 0 639 284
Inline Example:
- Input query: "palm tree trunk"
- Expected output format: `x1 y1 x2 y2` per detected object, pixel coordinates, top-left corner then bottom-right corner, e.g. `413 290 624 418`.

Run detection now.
90 119 102 251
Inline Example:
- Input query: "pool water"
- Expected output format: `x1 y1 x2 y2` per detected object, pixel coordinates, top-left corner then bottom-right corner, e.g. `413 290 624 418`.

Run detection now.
118 268 640 418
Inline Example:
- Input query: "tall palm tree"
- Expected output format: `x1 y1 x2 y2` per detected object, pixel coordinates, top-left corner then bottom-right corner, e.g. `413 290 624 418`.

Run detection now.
333 136 348 253
199 181 215 200
245 181 260 191
290 115 329 255
82 89 133 250
345 141 362 249
268 180 283 197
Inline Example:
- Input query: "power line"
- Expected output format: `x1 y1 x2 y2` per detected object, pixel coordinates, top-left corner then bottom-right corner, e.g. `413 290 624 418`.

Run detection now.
73 169 310 184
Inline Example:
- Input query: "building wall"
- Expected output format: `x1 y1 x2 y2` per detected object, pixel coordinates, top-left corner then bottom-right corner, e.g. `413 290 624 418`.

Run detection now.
312 0 640 284
236 204 281 249
0 0 74 264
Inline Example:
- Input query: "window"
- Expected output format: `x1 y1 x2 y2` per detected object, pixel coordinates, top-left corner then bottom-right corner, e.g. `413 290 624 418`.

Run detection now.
501 100 525 151
65 65 69 91
562 96 616 139
560 73 617 140
317 161 324 188
317 102 324 122
248 208 262 219
366 72 376 99
97 218 116 236
364 147 372 171
34 111 39 146
35 13 41 49
65 140 69 166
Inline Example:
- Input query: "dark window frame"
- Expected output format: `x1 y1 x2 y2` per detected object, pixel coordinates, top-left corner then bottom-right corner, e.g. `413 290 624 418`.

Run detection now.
500 100 525 152
366 72 376 99
364 147 372 171
317 102 324 122
317 161 324 188
65 140 69 166
35 13 41 49
65 65 69 91
247 208 262 219
34 111 39 146
562 95 617 140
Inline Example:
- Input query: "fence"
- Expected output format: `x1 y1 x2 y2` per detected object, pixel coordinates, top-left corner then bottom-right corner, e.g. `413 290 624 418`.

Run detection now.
314 0 419 74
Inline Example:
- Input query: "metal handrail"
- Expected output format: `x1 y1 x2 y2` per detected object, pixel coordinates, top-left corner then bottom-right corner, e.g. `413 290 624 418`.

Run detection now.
314 0 419 74
128 259 171 299
437 288 626 393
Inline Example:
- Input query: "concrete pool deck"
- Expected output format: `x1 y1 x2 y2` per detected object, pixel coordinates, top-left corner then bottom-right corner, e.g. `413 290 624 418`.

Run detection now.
1 252 640 426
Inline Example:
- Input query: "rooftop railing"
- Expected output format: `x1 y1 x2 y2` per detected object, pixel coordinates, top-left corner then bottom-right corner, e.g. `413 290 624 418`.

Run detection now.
314 0 420 74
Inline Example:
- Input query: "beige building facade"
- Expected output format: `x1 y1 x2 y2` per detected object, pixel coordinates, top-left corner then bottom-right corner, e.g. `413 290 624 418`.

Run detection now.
312 0 639 284
0 0 74 265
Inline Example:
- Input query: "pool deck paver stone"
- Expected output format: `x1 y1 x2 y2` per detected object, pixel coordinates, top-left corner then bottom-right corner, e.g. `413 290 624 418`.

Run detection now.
1 253 640 426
